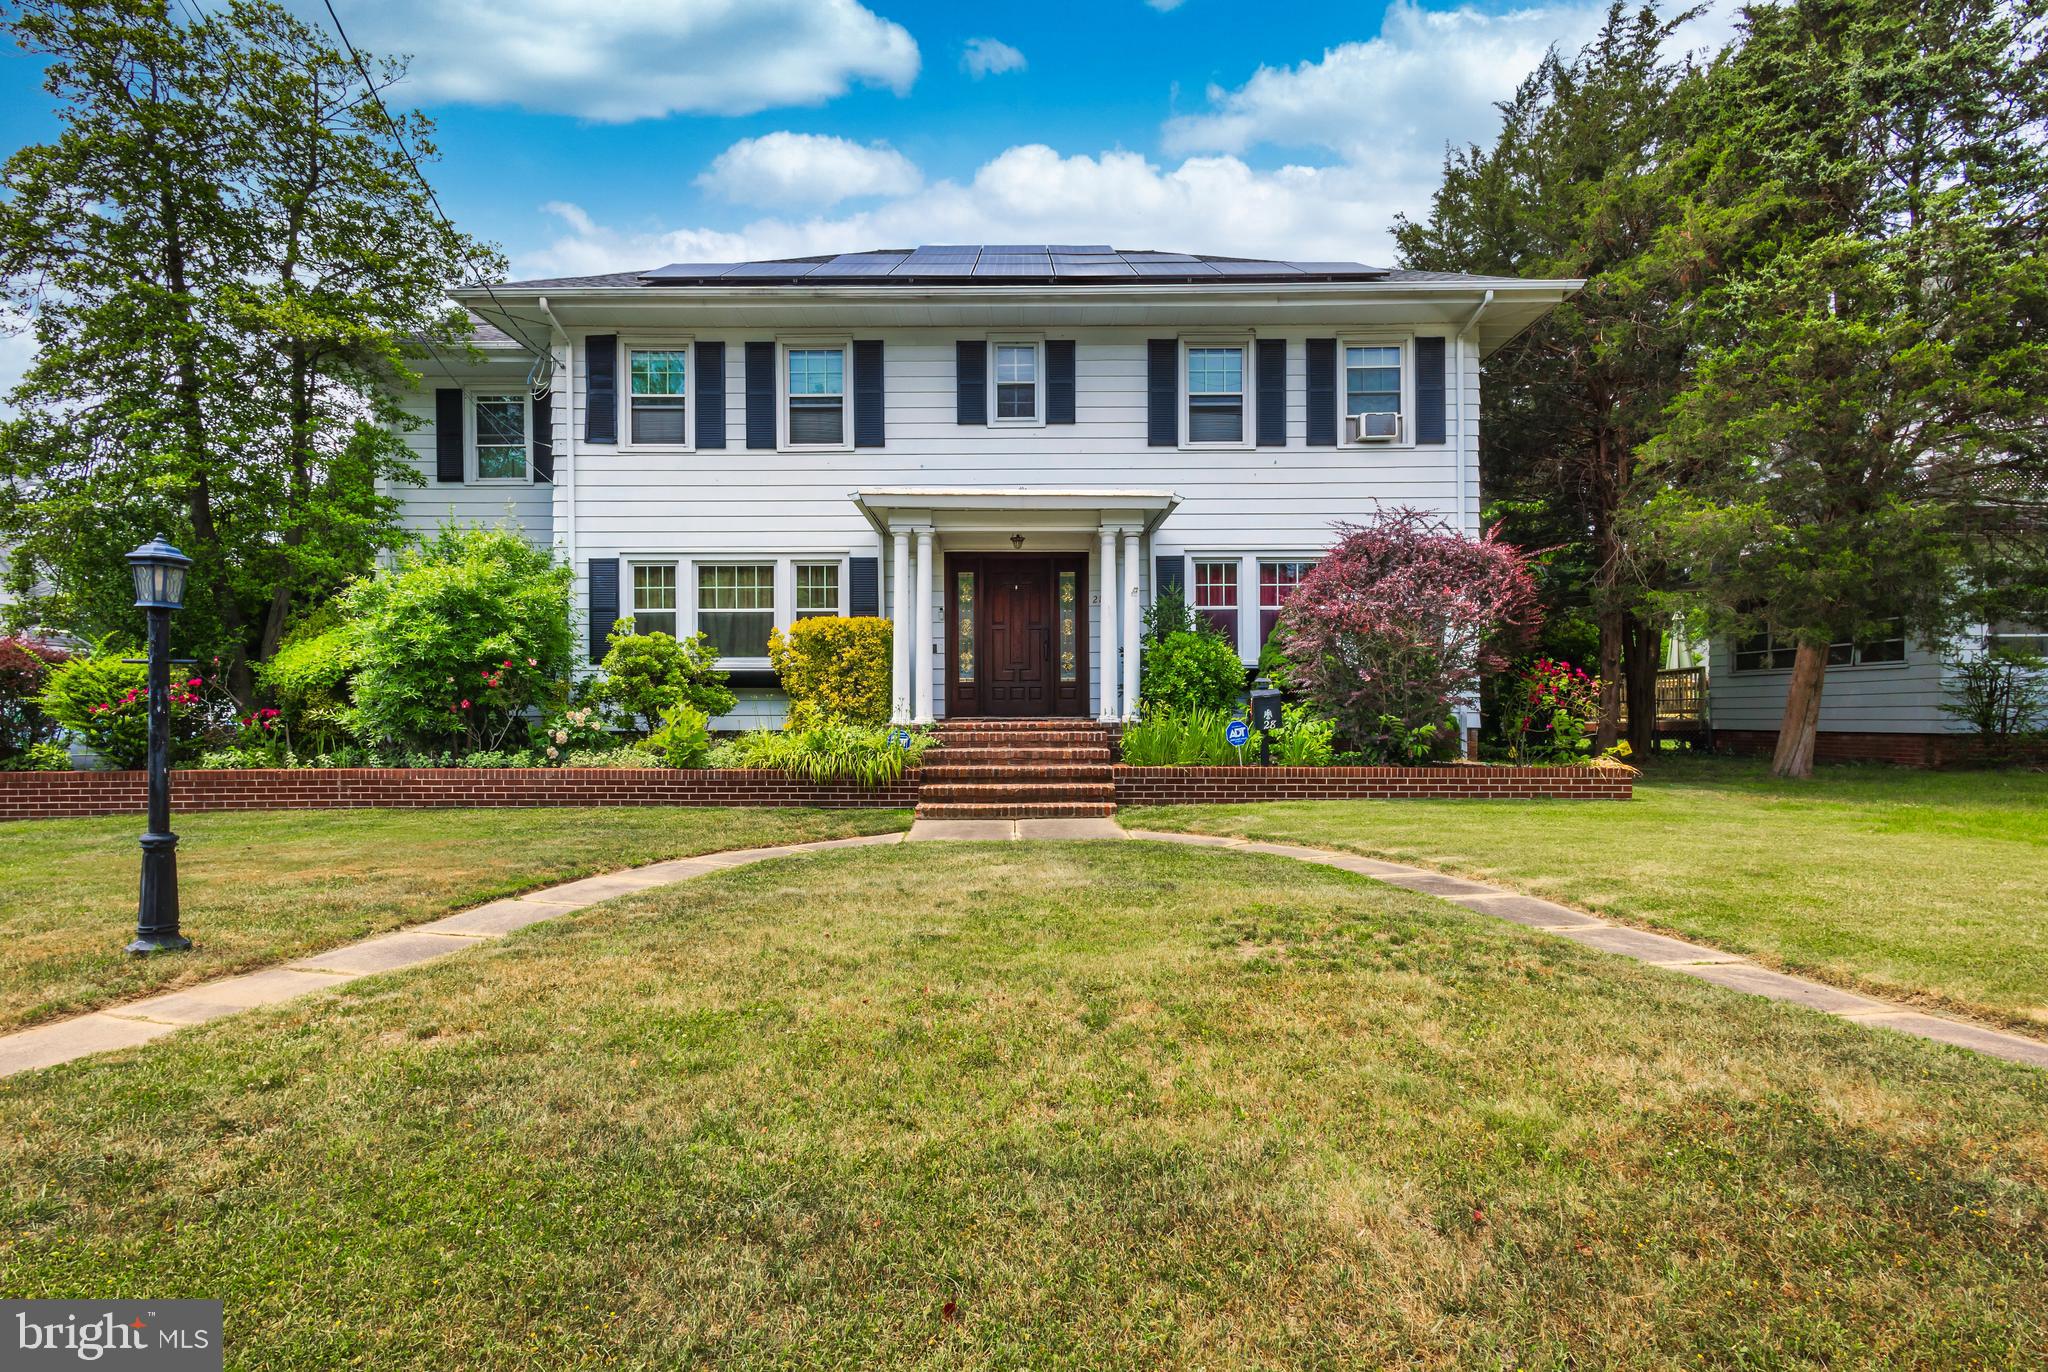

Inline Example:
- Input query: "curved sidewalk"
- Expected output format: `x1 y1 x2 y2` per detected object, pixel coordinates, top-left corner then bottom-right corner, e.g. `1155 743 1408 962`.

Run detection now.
4 823 2044 1079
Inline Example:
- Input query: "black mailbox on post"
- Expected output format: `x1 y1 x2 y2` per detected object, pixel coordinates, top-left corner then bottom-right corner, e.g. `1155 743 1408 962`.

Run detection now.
1248 679 1284 733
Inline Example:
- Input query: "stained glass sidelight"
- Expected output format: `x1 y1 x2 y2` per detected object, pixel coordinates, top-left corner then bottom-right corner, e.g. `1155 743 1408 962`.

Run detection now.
956 571 976 682
1058 570 1078 681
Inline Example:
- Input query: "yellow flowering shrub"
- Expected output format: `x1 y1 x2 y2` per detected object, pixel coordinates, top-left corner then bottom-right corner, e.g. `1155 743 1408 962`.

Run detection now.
769 616 894 729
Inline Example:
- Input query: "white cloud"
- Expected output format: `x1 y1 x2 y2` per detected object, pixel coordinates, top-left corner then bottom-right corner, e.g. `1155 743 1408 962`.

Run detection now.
297 0 920 122
697 133 923 210
960 37 1027 79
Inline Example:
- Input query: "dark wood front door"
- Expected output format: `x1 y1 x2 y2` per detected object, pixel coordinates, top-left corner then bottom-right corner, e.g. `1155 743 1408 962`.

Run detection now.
946 553 1088 717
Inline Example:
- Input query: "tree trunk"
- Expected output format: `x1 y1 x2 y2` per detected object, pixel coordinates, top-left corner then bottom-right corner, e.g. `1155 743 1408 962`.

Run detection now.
1594 605 1624 751
1771 642 1829 779
1624 612 1662 756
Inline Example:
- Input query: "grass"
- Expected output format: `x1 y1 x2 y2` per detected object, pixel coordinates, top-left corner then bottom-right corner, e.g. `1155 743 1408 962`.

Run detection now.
1134 754 2048 1033
2 841 2044 1368
0 807 908 1032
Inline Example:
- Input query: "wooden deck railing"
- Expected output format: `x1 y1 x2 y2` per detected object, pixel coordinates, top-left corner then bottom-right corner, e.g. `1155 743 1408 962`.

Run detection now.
1618 667 1710 736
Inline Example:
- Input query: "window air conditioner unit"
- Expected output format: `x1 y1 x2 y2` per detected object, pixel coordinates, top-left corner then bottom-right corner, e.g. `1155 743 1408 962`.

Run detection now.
1348 412 1400 442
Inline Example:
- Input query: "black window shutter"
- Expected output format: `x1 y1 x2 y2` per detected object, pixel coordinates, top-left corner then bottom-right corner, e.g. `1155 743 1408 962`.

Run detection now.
1306 338 1337 447
1046 339 1076 424
1147 338 1178 447
696 341 726 449
1153 555 1185 638
584 335 617 445
531 388 553 482
1255 338 1286 447
955 341 986 425
853 340 885 447
745 342 775 449
434 388 464 482
1415 336 1447 444
588 558 619 663
849 556 880 617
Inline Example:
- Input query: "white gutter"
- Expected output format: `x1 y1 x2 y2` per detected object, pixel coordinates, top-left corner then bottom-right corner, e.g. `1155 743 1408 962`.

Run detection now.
454 279 1584 309
538 296 576 593
1455 289 1494 537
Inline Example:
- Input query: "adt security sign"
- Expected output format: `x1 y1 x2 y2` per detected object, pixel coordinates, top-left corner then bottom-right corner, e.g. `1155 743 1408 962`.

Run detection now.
888 728 912 748
1224 719 1251 748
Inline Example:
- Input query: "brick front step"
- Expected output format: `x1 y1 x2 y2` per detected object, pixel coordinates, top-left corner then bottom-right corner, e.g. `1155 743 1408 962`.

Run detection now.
920 764 1114 783
927 746 1113 764
918 782 1117 803
915 801 1119 819
934 718 1102 731
932 732 1107 750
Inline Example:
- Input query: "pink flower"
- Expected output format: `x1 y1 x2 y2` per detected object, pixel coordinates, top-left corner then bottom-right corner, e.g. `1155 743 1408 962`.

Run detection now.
502 660 513 668
526 658 537 667
187 677 201 688
460 699 471 709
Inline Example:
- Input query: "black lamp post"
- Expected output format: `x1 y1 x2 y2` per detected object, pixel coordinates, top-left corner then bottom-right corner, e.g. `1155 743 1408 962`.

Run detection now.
126 534 192 955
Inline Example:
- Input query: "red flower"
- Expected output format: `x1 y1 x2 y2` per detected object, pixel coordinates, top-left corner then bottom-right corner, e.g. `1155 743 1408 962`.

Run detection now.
460 699 471 709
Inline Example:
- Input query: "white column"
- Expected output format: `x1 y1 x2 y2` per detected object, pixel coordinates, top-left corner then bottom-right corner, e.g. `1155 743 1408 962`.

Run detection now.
913 528 936 723
1097 526 1119 721
1121 528 1141 720
890 529 911 722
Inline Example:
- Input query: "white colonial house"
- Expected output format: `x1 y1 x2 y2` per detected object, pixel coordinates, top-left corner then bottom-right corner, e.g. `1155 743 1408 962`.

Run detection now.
387 246 1578 734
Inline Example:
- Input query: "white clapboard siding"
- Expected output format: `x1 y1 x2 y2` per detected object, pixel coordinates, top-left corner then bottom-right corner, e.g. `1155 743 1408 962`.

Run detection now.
386 354 554 543
1706 637 1958 734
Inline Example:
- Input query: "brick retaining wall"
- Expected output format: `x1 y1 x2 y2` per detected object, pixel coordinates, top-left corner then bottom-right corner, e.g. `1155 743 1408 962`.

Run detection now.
1112 764 1632 805
0 768 923 821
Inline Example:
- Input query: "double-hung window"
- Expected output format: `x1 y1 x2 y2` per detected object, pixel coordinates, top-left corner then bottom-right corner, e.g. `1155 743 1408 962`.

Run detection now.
1735 617 1906 671
795 562 841 619
472 392 529 481
627 345 689 446
1345 344 1403 440
1192 560 1239 642
991 341 1042 424
785 345 846 447
697 564 775 659
1185 344 1246 444
630 564 678 637
1259 561 1314 645
1734 628 1797 672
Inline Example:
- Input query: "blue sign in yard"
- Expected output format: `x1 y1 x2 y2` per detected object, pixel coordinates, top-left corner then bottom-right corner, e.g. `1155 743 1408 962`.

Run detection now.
888 728 913 748
1225 719 1251 747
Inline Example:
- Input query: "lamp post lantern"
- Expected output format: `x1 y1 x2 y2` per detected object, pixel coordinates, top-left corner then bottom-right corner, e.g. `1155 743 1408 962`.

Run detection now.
126 534 192 955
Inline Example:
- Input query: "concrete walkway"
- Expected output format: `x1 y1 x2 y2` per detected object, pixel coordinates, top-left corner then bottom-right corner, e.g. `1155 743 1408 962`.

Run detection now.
4 821 2044 1079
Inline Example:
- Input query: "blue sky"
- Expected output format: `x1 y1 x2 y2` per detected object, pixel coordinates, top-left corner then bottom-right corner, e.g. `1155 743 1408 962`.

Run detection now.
0 0 1738 286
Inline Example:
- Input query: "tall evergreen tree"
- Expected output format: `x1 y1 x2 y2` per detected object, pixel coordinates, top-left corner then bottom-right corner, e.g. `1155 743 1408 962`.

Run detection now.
1635 0 2048 776
0 0 503 701
1394 3 1705 752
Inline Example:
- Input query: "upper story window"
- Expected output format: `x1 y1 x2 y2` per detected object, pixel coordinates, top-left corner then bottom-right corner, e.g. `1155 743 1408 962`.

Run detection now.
631 564 678 637
1345 345 1403 441
992 341 1042 424
795 562 841 619
1185 345 1246 445
1193 560 1239 642
785 346 846 447
627 346 689 446
472 392 528 481
698 563 775 659
1259 561 1315 644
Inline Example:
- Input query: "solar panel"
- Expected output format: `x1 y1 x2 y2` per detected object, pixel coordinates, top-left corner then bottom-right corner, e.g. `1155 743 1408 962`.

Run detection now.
641 263 738 280
1046 244 1114 254
1205 259 1307 276
814 261 901 276
636 247 1394 288
1052 260 1136 275
892 260 978 276
975 258 1052 276
1130 260 1220 275
718 260 819 277
1122 252 1199 262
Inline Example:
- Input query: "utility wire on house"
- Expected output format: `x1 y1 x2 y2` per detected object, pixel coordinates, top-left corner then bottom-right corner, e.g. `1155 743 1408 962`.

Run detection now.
317 0 558 396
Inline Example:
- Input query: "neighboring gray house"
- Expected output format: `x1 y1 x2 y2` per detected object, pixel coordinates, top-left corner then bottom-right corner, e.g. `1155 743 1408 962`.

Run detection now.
386 246 1578 735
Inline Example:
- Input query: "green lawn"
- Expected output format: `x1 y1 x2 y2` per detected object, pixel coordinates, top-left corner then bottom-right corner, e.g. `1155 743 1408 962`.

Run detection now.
2 842 2043 1368
0 807 909 1031
1136 756 2048 1033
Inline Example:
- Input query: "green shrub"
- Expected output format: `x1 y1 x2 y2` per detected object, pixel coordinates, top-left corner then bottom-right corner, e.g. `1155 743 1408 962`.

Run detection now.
340 526 575 751
38 639 216 768
562 744 661 769
1269 702 1337 765
1140 591 1246 714
256 609 358 755
0 636 66 762
0 741 69 772
647 704 712 768
769 616 893 728
709 722 929 786
596 620 735 735
1120 703 1337 767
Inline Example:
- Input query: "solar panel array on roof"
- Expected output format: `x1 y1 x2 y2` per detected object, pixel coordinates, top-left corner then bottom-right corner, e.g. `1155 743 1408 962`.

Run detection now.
637 247 1388 286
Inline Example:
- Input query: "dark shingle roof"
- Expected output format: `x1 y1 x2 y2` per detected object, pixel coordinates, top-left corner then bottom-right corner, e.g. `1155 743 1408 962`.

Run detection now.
493 247 1411 291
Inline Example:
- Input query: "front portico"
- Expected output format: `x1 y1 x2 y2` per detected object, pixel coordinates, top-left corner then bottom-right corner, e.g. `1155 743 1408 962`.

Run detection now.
854 488 1178 723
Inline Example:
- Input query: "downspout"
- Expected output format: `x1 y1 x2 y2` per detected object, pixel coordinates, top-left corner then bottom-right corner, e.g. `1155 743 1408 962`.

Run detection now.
1454 289 1493 538
538 296 577 639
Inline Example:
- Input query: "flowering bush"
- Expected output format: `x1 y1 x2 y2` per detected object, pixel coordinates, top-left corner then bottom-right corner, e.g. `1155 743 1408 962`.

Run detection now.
38 641 227 768
1504 658 1602 764
596 620 735 735
1277 509 1541 758
769 616 891 728
0 636 67 762
529 704 613 764
340 527 575 750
